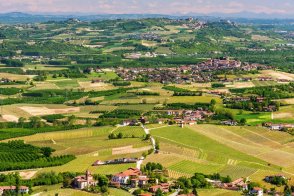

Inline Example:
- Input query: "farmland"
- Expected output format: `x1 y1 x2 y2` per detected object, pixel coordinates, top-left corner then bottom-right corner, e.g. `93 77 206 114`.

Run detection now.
0 14 294 196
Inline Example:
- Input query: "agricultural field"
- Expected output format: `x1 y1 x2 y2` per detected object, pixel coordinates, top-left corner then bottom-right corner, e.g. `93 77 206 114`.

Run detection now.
0 14 294 196
149 125 294 185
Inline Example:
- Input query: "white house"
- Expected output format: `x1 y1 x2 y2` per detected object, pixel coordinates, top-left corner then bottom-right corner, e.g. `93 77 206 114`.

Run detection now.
250 187 263 196
111 168 141 186
0 186 29 195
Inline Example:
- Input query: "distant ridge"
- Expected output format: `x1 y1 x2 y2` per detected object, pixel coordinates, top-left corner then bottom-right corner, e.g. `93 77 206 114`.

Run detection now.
0 12 294 24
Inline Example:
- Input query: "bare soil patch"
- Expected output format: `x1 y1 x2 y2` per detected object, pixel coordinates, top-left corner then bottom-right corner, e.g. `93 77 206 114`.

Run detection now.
19 106 80 116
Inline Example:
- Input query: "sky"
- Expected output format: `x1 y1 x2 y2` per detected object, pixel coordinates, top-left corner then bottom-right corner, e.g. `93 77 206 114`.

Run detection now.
0 0 293 15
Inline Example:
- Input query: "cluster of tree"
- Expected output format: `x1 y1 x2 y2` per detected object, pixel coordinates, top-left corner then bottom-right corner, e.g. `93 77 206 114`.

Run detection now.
225 97 280 112
143 162 163 172
212 83 225 88
136 91 160 96
213 109 235 120
41 114 65 123
162 85 192 93
48 60 71 65
100 109 142 119
265 176 288 186
160 103 210 110
0 59 24 67
112 81 131 86
108 132 124 139
230 83 294 99
0 87 22 95
176 172 232 195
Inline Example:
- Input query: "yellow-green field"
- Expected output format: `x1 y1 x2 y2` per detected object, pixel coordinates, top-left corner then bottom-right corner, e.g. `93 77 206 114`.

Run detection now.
148 125 294 188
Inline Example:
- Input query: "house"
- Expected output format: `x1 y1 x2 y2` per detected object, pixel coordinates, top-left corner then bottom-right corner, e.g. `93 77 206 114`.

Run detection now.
73 170 98 189
149 183 170 193
131 175 149 188
92 160 105 166
221 120 238 126
264 122 294 131
0 186 29 195
122 119 138 126
250 187 263 196
111 168 141 186
221 178 248 191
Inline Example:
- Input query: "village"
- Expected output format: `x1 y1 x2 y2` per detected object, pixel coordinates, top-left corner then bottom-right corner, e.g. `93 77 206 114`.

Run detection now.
115 57 272 84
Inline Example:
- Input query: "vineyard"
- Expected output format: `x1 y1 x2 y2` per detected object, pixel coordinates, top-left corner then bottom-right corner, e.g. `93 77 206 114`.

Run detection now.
168 160 223 175
113 126 146 138
0 140 75 171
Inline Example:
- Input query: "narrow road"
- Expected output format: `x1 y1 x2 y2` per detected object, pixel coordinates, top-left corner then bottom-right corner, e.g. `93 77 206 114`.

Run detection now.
141 124 156 150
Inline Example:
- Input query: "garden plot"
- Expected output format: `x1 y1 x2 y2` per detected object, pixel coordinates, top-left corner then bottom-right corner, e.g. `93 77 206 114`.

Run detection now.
19 106 80 116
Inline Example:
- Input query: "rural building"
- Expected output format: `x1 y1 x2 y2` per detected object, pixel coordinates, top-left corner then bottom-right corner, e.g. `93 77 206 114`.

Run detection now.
73 170 98 189
250 187 263 196
131 175 149 188
0 186 29 195
149 183 170 193
111 168 142 186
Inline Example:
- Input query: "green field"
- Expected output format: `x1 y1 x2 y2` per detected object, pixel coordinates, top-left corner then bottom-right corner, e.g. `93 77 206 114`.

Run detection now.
149 125 293 181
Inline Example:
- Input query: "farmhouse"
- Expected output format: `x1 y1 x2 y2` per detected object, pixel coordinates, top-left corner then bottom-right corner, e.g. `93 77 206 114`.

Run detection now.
131 176 149 188
264 122 294 131
221 120 238 126
149 183 170 193
73 170 98 189
0 186 29 195
111 168 142 186
221 178 248 191
250 187 263 196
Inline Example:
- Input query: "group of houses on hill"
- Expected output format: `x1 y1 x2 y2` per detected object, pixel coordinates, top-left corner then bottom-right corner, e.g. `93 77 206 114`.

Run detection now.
115 58 269 84
121 109 214 128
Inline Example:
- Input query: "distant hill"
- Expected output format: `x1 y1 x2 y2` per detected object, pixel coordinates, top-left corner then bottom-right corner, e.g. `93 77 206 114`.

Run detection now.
0 12 294 24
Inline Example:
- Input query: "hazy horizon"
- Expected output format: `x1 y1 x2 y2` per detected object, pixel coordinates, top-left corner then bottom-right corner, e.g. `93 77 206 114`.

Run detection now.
0 0 293 16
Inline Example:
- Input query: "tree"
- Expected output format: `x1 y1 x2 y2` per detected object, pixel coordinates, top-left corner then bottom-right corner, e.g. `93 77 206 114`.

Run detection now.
155 188 163 196
18 117 26 127
210 99 217 105
117 132 123 139
240 118 246 125
284 184 291 196
41 147 53 157
192 188 198 196
29 116 43 128
155 140 160 151
144 134 151 141
15 173 20 195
